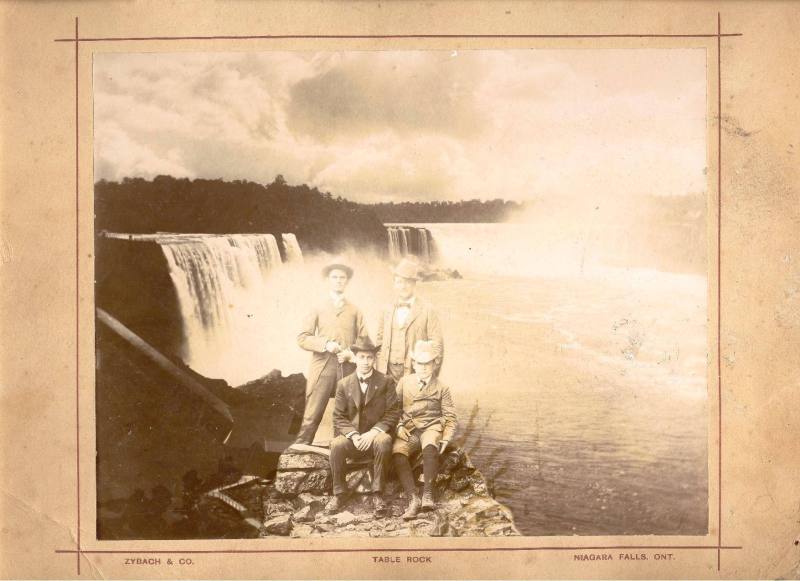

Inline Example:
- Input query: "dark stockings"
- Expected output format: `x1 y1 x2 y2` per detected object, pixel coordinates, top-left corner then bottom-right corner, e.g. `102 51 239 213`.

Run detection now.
422 445 439 494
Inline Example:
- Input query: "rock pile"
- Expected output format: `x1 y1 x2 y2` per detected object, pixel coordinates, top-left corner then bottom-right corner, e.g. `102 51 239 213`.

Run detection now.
257 447 519 538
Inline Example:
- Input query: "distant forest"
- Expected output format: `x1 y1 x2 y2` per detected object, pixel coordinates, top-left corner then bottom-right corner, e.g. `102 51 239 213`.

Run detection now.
95 175 388 254
370 199 524 223
95 175 524 248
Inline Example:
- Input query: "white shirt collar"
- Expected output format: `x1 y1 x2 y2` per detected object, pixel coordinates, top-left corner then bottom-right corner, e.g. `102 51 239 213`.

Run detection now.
397 295 416 306
330 291 345 304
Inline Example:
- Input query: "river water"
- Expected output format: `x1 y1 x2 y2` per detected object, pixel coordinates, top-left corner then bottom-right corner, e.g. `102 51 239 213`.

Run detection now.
420 223 709 536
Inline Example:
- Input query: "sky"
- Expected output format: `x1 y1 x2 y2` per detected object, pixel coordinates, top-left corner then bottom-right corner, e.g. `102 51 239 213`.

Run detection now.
94 49 707 203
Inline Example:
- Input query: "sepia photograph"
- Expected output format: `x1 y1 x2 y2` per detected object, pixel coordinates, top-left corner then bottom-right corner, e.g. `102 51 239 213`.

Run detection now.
93 48 709 540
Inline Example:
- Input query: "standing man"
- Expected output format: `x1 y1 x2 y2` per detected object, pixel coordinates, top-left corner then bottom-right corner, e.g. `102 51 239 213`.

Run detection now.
324 337 399 516
293 259 368 446
393 340 458 519
375 258 443 381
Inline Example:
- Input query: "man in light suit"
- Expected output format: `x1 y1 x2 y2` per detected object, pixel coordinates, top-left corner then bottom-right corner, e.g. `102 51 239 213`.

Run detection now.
375 258 443 382
293 259 368 446
393 340 458 519
325 337 399 516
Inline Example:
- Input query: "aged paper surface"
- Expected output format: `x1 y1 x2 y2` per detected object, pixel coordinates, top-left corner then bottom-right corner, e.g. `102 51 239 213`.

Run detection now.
1 1 799 579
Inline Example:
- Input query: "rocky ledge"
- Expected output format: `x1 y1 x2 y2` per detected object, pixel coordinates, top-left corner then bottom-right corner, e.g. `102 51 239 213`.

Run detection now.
209 447 519 538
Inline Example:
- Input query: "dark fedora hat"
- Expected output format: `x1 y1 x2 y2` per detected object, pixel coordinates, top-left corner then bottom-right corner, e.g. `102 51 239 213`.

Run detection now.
350 336 378 354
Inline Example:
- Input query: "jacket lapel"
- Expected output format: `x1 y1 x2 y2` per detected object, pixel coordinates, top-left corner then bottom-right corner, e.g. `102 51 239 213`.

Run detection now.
404 299 422 329
349 375 362 410
364 374 379 406
411 373 430 402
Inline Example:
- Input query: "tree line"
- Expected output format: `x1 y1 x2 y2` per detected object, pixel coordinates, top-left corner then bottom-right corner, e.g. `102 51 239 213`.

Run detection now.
369 199 525 223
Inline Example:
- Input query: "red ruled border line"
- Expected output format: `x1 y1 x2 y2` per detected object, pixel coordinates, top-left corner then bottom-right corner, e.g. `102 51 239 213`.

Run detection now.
61 14 734 577
54 32 742 42
716 11 724 574
73 15 81 578
56 546 743 554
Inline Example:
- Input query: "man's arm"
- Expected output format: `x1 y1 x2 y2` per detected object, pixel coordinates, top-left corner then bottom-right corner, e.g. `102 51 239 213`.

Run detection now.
374 309 386 365
332 379 358 437
427 305 444 363
297 307 328 353
373 377 400 434
439 383 458 444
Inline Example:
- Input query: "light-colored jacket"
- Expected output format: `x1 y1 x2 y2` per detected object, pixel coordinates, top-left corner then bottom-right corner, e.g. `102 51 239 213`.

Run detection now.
375 297 443 375
297 298 368 395
395 373 457 443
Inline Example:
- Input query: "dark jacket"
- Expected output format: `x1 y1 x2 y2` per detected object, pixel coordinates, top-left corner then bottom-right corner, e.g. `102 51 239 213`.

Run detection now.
333 370 400 436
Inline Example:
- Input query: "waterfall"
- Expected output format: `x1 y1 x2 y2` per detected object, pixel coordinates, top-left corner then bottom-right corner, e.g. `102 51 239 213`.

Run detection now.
281 233 304 264
387 226 435 263
156 233 293 384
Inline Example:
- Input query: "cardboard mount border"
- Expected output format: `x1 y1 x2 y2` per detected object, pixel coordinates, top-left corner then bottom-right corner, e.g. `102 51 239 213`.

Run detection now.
52 15 742 577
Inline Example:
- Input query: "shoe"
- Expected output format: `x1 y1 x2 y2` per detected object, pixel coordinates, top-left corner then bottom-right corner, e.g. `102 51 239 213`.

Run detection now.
402 495 422 520
372 495 388 516
323 495 346 515
421 490 435 511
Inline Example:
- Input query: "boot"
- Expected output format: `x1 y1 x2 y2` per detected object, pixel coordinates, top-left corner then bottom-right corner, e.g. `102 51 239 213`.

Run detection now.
402 494 422 520
372 494 388 516
323 494 347 515
421 489 435 511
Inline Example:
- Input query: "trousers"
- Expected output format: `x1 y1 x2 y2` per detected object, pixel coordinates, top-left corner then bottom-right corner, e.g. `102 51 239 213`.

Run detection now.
294 359 355 445
329 433 393 496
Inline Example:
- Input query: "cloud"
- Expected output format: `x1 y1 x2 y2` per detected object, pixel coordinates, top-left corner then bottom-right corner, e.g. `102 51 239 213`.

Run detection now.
286 51 487 142
93 49 707 202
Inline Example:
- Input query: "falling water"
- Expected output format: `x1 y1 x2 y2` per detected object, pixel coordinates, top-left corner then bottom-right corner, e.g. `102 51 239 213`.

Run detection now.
387 226 434 263
281 233 304 264
157 233 298 384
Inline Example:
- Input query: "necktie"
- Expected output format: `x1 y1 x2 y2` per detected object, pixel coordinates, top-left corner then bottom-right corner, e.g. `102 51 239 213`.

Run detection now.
418 379 427 390
397 301 412 308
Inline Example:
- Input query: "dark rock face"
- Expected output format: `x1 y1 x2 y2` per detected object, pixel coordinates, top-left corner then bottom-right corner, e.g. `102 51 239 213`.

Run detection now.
95 236 184 358
96 319 305 539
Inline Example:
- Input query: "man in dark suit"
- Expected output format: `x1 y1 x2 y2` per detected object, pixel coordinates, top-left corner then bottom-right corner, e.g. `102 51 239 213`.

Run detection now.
324 337 400 516
375 258 444 381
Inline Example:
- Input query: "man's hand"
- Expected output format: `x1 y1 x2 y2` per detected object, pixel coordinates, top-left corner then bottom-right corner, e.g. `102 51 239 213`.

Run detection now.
354 429 378 452
325 340 341 354
438 440 449 454
336 348 354 363
396 424 407 440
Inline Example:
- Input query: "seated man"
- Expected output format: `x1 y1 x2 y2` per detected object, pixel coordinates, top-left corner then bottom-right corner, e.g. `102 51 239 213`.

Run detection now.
325 337 400 516
392 340 458 519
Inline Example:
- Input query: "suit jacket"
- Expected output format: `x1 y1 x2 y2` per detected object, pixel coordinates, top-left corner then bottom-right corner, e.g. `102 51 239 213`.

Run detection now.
375 297 443 375
297 297 368 394
333 370 400 436
396 373 457 443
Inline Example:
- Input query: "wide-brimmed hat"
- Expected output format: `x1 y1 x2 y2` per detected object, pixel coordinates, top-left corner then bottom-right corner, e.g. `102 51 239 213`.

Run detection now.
410 340 436 364
322 258 354 278
350 336 378 354
392 258 421 280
